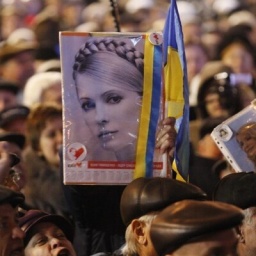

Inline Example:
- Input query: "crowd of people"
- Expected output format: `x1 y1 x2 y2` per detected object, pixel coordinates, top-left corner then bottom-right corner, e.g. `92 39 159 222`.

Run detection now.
0 0 256 255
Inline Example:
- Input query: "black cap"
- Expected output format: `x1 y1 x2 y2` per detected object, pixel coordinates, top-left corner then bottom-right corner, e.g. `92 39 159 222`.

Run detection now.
150 200 244 256
0 132 26 149
0 185 24 207
213 172 256 209
120 177 207 226
19 210 74 246
0 105 30 127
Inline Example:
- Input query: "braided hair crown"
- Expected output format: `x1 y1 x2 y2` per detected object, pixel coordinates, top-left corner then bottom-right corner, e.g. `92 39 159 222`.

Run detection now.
73 38 144 79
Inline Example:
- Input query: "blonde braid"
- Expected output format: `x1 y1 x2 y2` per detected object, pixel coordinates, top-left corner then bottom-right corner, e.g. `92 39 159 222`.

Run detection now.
73 38 144 79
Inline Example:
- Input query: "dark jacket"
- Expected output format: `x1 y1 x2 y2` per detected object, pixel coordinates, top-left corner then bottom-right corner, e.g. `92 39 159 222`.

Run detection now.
23 147 70 218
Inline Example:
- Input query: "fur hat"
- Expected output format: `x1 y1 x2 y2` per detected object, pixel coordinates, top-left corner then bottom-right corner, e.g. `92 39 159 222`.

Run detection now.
23 72 61 107
150 199 244 255
120 177 207 226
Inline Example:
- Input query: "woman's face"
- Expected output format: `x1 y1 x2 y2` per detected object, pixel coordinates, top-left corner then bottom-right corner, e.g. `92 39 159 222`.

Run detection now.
25 222 76 256
76 73 141 153
38 116 63 167
185 44 208 84
236 124 256 162
221 42 254 74
41 83 62 106
205 93 229 118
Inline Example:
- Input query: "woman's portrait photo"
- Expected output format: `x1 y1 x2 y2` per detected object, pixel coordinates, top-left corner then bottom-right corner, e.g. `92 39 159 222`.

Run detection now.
236 122 256 169
72 38 144 162
60 33 167 184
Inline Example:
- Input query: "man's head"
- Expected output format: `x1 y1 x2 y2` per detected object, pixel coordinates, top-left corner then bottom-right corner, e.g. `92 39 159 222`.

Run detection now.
150 199 244 256
213 172 256 256
0 185 25 256
0 105 30 134
120 177 207 256
0 79 19 111
19 210 76 256
0 40 36 88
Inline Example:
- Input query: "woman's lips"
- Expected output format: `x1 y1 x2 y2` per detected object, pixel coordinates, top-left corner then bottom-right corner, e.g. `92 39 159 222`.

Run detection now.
98 131 118 141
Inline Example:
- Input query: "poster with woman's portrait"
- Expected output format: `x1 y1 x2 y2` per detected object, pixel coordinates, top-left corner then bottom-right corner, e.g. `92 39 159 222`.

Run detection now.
60 32 166 184
211 99 256 173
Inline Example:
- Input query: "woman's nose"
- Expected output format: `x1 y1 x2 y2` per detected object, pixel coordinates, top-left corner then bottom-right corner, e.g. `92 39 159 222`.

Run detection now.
95 104 108 125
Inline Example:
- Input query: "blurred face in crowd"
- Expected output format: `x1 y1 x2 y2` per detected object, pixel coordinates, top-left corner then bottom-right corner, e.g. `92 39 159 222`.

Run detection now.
221 42 254 74
24 222 76 256
0 90 18 111
0 203 24 256
0 51 35 89
41 83 62 106
185 43 208 84
205 93 229 118
38 116 62 167
167 229 239 256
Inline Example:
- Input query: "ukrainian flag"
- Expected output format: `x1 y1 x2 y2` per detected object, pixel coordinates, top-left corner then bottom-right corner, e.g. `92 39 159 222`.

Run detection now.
163 0 190 181
134 34 162 179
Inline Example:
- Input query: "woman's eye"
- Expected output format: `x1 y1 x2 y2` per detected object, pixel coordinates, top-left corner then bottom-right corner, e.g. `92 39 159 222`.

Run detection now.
81 100 95 112
106 95 123 104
